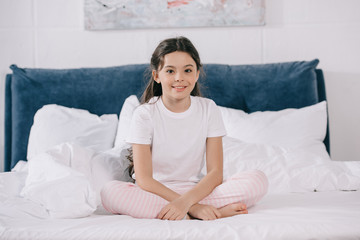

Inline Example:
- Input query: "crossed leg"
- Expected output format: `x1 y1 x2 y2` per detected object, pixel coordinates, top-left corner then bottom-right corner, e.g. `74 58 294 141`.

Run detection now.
101 170 268 219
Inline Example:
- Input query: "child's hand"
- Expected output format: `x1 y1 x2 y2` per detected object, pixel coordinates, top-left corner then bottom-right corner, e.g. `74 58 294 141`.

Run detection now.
188 203 221 220
157 197 191 220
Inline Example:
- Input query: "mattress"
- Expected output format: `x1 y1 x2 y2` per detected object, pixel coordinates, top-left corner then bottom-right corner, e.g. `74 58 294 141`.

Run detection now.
1 190 360 240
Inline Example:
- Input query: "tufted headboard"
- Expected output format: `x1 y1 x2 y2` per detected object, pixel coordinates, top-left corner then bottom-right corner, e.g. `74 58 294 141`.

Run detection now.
4 59 329 171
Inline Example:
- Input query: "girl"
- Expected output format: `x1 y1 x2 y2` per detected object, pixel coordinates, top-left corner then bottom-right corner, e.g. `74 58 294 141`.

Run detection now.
101 36 268 220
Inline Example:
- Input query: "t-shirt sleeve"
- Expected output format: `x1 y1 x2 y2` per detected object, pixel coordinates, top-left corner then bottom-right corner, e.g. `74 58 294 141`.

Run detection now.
207 100 227 138
126 105 153 145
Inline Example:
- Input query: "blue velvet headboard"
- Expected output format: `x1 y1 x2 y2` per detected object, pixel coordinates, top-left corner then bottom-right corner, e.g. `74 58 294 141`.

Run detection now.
4 59 329 171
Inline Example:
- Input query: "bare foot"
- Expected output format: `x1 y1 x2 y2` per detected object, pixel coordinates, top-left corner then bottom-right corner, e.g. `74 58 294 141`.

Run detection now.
218 203 248 218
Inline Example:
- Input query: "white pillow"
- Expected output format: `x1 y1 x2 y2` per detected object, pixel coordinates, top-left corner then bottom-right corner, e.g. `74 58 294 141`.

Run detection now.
219 101 327 148
27 104 118 160
114 95 140 148
21 143 97 218
216 136 360 194
21 142 133 218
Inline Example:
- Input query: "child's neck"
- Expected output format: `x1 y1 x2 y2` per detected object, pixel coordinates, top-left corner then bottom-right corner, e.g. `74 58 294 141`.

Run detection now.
161 96 191 113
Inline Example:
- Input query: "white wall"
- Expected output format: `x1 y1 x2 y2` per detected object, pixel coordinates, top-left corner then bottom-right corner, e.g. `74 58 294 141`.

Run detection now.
1 0 360 171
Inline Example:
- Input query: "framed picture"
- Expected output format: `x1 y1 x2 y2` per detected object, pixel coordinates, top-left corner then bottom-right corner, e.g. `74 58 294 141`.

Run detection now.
85 0 265 30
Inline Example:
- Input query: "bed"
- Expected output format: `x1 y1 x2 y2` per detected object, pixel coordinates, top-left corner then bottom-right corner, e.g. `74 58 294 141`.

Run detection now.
1 59 360 240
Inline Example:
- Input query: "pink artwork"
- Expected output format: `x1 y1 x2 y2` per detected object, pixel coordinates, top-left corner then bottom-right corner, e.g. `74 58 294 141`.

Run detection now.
85 0 265 30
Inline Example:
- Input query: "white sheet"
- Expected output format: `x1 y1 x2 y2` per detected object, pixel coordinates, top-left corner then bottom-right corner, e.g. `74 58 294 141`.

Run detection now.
1 191 360 240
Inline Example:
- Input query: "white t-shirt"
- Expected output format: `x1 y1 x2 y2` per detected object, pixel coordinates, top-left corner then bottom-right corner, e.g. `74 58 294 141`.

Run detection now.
126 96 226 187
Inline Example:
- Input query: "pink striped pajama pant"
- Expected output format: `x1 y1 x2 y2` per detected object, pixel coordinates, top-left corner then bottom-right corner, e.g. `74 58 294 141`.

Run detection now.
101 170 268 219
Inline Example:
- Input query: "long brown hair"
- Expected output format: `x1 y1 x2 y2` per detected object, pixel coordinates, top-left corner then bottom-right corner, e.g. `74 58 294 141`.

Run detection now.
127 36 204 181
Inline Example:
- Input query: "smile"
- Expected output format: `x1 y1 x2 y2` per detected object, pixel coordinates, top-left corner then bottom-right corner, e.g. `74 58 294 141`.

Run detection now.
172 86 187 92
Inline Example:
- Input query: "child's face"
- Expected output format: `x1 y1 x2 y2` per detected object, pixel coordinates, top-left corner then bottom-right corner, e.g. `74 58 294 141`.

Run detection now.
153 51 199 103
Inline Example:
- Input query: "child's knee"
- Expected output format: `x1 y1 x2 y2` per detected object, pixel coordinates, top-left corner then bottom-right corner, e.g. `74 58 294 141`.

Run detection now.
101 181 130 199
229 170 269 195
101 181 135 213
254 170 269 195
253 170 268 183
100 181 116 201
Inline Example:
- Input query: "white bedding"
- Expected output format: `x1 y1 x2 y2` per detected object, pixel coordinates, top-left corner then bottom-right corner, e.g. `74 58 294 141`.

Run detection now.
1 151 360 240
1 190 360 240
7 137 360 220
2 99 360 239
